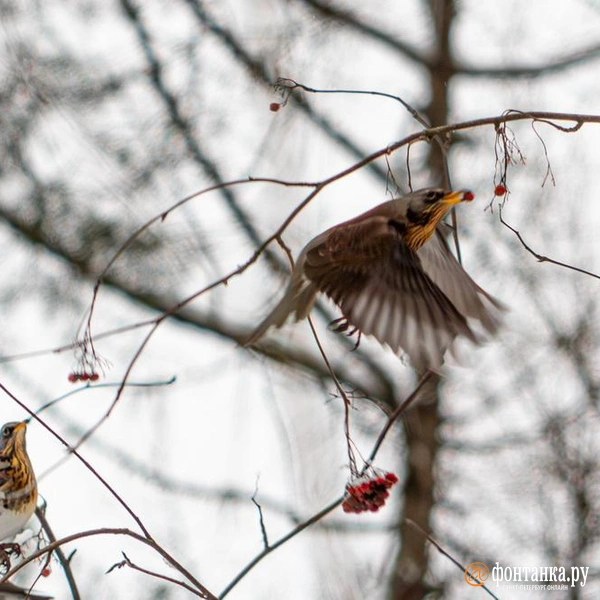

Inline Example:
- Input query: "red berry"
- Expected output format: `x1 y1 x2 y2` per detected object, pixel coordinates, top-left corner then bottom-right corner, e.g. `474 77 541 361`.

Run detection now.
269 102 281 112
68 373 78 383
385 472 398 484
494 184 507 196
90 372 100 381
41 566 51 577
463 191 475 201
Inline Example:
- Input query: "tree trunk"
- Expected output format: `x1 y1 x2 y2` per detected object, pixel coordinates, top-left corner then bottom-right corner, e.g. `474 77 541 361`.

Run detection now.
389 1 455 597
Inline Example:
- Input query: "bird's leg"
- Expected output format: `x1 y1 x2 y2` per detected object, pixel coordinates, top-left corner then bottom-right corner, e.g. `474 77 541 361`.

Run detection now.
328 316 349 332
351 330 362 351
328 317 362 349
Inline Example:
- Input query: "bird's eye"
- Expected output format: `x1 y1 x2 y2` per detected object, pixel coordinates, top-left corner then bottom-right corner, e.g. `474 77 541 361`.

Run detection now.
425 190 441 203
2 426 13 438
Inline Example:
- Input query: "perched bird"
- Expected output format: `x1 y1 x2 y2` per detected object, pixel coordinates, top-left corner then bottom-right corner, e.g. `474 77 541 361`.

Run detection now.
0 421 49 599
245 188 503 370
0 422 37 542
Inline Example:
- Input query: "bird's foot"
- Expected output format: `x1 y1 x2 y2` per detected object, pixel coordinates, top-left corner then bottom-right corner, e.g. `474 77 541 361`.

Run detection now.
328 317 362 349
0 543 21 573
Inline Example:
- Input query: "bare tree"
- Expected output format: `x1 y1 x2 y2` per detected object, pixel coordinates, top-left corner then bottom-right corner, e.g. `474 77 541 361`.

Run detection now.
0 1 599 598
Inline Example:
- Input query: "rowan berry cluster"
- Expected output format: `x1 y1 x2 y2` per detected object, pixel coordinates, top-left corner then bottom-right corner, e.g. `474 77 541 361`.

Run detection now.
342 471 399 514
67 371 100 383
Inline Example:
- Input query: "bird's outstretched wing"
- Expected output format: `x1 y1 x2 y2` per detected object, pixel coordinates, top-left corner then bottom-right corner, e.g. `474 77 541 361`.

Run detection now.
303 216 476 369
418 227 505 334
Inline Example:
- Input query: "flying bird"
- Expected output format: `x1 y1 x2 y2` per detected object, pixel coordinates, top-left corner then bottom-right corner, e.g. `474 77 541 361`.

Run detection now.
245 188 503 370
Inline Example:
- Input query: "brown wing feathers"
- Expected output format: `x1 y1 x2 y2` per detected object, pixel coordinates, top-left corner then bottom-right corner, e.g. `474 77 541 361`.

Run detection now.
245 188 503 369
302 216 478 368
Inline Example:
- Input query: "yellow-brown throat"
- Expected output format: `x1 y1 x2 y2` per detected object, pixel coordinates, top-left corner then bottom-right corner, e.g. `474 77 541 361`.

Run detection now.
0 421 37 511
404 190 474 251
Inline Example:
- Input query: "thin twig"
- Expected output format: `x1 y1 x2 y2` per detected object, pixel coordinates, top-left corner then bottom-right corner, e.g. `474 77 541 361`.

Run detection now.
33 377 176 416
366 371 434 464
220 497 342 598
499 209 600 280
251 484 270 550
220 374 433 597
275 78 430 127
530 121 556 187
307 316 359 474
2 110 597 373
405 519 499 600
82 176 318 361
74 182 324 448
35 508 81 600
107 552 206 597
279 77 464 262
8 110 598 451
0 382 151 538
1 528 217 600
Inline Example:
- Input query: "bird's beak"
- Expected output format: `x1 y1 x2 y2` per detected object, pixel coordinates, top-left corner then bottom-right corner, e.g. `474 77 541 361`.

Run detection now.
441 190 475 205
14 421 27 432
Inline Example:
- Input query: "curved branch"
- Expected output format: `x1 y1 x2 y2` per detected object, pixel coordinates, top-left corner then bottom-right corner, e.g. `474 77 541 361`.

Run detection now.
220 372 431 597
119 0 268 252
183 0 389 182
457 43 600 78
296 0 600 81
499 208 600 280
36 508 81 600
295 0 428 67
1 528 217 600
3 110 599 413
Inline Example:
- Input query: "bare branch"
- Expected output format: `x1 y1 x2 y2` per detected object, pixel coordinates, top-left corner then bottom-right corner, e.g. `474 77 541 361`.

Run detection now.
457 43 600 78
184 0 389 182
0 381 152 538
405 520 499 599
295 0 600 81
220 374 433 597
499 209 600 281
36 508 81 600
119 0 267 254
0 528 217 600
107 552 205 597
251 484 270 550
275 78 430 127
295 0 428 68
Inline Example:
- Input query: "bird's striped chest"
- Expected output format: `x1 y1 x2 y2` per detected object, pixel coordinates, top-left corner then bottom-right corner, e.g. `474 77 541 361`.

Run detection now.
0 497 35 541
0 459 37 540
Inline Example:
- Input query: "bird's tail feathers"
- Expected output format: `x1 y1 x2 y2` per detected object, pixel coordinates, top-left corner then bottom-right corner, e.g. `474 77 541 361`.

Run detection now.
243 278 317 346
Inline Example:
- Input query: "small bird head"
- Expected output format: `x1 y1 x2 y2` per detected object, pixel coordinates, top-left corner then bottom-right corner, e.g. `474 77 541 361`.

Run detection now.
404 188 474 250
0 421 28 459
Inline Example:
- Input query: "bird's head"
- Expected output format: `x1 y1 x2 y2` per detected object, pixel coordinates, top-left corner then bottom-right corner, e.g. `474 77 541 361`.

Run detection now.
0 421 28 460
403 187 474 250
